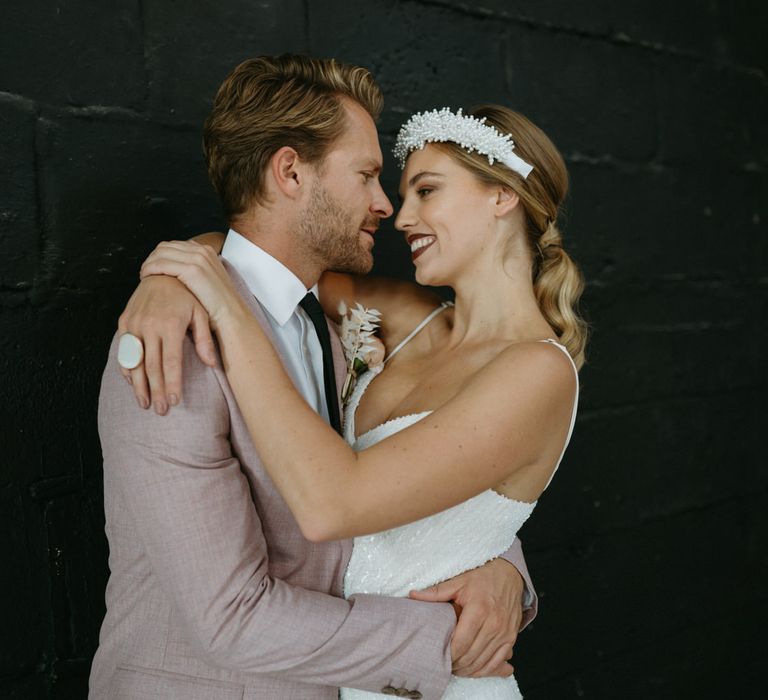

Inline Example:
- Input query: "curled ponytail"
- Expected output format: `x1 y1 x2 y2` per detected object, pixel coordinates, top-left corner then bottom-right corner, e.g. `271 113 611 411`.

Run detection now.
534 222 587 369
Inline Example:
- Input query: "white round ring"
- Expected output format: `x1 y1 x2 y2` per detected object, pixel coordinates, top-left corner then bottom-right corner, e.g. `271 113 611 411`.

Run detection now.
117 332 144 370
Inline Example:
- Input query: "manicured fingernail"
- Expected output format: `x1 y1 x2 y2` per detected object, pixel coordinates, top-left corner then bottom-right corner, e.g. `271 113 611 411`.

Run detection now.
154 401 167 415
138 396 149 409
169 394 178 406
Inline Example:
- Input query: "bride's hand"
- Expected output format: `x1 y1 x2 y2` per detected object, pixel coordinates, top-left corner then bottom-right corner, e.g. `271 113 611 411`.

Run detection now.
118 274 217 414
140 241 249 333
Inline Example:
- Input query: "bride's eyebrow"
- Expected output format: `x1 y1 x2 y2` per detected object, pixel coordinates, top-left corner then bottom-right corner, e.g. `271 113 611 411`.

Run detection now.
409 171 444 187
398 171 444 201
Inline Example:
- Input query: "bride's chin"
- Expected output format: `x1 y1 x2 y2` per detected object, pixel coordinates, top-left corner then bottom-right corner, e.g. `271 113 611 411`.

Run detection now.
414 265 445 287
413 260 443 287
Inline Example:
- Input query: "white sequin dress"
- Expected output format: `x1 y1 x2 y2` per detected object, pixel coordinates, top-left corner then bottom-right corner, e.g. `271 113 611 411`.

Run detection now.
339 305 579 700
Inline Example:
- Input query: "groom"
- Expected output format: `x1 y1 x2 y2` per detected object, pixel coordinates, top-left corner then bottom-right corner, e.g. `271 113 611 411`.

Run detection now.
93 55 537 699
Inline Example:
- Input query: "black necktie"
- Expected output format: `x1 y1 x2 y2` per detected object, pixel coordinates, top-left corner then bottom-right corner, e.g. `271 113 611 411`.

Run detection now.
299 292 342 435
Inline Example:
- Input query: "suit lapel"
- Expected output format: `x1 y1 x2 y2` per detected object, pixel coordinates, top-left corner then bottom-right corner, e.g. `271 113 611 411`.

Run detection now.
221 257 346 420
219 257 290 379
328 320 346 419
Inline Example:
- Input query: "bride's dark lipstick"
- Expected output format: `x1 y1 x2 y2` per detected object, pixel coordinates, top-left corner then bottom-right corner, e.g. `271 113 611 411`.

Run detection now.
408 234 436 261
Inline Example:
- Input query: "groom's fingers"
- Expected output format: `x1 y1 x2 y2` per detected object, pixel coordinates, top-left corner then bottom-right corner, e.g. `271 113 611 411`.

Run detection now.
409 579 459 602
450 601 490 663
452 618 500 676
411 581 481 659
478 659 514 679
454 637 498 676
469 643 514 679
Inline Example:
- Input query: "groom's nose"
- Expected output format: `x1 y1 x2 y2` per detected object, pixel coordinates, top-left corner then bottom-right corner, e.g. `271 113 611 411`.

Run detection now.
371 181 394 219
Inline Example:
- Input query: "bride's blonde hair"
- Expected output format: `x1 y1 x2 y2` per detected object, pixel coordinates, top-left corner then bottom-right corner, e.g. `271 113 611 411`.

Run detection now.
433 105 588 369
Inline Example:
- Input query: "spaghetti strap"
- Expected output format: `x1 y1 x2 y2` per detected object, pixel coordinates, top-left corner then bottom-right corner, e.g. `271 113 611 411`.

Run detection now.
384 301 454 365
538 339 579 490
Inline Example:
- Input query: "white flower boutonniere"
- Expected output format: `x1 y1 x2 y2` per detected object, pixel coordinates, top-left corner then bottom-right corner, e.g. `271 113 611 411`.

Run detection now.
338 300 385 404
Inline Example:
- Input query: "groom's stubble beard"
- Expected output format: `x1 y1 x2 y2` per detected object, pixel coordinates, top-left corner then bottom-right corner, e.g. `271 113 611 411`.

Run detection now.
299 181 375 275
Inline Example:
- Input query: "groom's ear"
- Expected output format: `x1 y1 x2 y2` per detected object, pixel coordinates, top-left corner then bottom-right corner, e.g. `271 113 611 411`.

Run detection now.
270 146 306 199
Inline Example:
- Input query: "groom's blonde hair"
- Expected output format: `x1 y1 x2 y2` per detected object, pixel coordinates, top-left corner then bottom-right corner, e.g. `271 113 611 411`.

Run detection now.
203 54 383 219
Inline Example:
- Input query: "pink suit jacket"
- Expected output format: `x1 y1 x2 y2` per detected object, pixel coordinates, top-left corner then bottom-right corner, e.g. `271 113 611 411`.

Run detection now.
90 260 536 699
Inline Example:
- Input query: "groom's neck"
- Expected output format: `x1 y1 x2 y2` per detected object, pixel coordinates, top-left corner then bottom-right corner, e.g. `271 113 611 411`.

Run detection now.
230 210 322 289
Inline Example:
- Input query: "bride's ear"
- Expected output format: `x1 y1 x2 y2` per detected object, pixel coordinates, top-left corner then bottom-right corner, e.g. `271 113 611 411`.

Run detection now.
494 187 520 218
270 147 306 199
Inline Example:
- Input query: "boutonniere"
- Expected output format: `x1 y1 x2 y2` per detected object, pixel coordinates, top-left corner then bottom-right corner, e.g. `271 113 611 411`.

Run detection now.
338 300 385 404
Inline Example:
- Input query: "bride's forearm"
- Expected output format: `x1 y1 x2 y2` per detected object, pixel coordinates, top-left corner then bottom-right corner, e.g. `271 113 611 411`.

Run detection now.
191 231 226 252
215 311 360 541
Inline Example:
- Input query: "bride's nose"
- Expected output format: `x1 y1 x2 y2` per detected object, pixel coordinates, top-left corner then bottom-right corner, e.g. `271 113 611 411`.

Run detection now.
394 198 417 232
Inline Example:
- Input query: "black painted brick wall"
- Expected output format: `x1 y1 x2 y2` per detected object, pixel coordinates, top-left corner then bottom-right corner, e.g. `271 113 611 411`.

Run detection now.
1 1 765 698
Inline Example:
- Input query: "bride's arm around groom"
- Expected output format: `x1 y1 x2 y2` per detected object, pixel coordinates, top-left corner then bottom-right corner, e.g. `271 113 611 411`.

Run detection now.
93 311 459 699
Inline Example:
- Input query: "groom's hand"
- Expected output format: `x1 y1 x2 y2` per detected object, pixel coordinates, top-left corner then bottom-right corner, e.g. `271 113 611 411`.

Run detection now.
409 558 523 678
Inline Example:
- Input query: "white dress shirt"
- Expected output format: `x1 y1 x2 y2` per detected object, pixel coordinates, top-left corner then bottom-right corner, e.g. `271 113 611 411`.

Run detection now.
221 228 330 424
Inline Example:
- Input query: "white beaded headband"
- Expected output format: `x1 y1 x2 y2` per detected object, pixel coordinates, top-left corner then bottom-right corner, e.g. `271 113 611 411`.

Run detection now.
393 107 534 179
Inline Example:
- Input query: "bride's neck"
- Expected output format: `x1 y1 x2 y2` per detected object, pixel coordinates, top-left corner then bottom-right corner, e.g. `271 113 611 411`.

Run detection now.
448 259 551 347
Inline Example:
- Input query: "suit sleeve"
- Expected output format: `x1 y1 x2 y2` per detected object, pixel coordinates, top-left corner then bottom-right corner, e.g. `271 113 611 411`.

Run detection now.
498 538 538 629
99 334 455 698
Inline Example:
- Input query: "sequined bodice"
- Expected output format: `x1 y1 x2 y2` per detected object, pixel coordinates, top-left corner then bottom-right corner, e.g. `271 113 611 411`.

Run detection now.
338 308 579 699
342 369 538 601
340 369 533 700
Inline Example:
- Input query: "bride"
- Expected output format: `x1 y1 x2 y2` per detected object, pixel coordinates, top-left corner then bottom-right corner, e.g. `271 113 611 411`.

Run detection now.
120 105 586 699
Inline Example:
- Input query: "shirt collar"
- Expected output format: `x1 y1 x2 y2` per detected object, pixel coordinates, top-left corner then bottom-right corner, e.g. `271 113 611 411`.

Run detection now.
221 229 317 326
